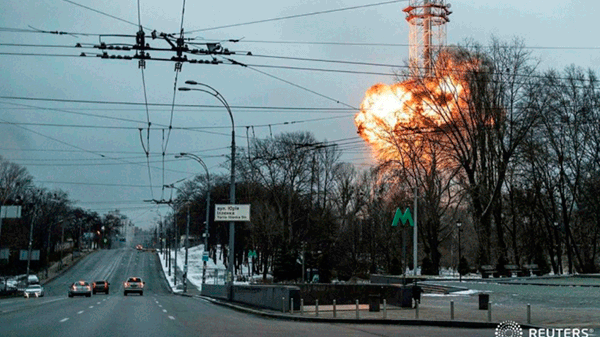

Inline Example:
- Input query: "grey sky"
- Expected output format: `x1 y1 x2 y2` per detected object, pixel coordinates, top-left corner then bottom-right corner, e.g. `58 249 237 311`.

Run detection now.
1 0 597 229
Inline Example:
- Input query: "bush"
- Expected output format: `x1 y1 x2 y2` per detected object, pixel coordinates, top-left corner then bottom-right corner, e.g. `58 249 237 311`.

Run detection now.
421 256 436 275
458 256 470 276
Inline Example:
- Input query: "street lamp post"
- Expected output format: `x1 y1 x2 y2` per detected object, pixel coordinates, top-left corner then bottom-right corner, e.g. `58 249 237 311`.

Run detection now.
457 222 462 282
26 189 42 286
175 153 211 286
179 82 236 299
173 212 177 287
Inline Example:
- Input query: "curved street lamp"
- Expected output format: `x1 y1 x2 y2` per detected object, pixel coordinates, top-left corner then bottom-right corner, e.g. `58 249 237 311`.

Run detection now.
175 153 211 286
179 82 236 297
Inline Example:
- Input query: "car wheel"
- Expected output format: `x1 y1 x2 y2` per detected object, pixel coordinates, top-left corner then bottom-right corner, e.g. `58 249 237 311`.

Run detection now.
86 293 91 297
140 292 143 296
124 292 127 296
68 294 73 298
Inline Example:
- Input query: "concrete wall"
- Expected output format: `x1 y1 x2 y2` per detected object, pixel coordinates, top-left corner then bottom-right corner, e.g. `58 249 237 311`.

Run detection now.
295 283 413 307
370 274 427 284
233 285 300 312
201 284 228 300
201 284 301 311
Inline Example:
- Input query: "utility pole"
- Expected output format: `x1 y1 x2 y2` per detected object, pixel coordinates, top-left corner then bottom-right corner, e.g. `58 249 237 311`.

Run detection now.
184 204 189 293
26 189 41 286
174 210 177 287
413 187 418 276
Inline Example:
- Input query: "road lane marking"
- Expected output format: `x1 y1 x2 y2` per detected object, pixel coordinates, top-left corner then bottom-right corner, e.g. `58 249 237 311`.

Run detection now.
89 306 94 308
60 318 69 323
97 302 101 304
162 309 167 313
168 316 175 320
158 305 162 308
78 311 84 314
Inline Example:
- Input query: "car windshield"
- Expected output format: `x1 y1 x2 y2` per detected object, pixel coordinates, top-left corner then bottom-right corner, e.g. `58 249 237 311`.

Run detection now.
95 281 106 284
76 281 88 286
128 278 141 282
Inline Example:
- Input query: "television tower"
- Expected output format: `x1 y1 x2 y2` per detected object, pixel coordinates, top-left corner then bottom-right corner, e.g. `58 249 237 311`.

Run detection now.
404 0 452 76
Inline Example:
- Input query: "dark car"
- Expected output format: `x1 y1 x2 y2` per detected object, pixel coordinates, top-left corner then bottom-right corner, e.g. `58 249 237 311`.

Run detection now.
123 277 145 296
68 281 92 297
92 280 110 294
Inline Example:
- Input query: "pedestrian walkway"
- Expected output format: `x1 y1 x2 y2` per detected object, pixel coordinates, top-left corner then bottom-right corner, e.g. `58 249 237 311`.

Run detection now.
286 294 599 328
158 251 202 297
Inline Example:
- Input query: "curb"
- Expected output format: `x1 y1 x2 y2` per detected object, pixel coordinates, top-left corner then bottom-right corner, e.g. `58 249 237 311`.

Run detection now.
197 295 545 330
155 252 175 294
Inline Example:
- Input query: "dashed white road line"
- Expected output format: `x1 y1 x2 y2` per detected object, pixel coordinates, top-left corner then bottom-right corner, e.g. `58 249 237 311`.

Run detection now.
78 311 84 314
96 302 101 305
89 306 94 309
162 309 167 313
158 305 162 308
168 316 175 320
60 318 69 323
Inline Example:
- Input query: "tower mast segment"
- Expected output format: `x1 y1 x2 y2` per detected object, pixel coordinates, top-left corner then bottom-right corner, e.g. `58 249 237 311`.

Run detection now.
403 0 452 76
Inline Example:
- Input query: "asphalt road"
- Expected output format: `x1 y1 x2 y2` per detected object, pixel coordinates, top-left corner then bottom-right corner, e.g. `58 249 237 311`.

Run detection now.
0 248 499 336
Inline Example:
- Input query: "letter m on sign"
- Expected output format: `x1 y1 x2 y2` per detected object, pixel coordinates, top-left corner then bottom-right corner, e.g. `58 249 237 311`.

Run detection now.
391 208 414 227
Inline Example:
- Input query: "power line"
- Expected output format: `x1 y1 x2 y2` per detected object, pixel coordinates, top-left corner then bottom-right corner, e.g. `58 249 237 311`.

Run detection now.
61 0 149 31
3 49 596 87
246 65 358 110
0 114 351 130
0 97 355 112
223 39 600 51
185 0 407 33
0 146 230 155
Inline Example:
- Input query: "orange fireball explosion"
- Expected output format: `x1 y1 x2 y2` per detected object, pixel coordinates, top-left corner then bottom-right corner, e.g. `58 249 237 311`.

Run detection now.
355 51 475 162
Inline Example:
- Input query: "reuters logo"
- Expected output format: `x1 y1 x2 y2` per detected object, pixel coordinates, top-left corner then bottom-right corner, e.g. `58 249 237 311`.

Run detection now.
495 321 523 337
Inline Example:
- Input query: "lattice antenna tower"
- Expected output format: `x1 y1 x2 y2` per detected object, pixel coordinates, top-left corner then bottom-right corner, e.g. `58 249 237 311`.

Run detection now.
403 0 452 76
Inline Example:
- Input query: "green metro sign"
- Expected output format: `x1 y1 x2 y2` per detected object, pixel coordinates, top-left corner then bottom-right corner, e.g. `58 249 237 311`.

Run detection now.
391 207 414 227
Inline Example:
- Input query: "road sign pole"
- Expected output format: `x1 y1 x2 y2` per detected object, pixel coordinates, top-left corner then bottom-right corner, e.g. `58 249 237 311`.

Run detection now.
413 187 418 276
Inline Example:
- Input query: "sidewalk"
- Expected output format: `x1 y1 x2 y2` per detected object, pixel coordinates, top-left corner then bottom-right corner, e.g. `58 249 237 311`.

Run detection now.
153 247 599 330
157 251 202 297
289 296 599 328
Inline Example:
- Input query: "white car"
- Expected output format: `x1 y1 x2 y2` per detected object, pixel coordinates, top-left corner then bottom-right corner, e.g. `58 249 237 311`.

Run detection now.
24 284 44 298
123 277 145 296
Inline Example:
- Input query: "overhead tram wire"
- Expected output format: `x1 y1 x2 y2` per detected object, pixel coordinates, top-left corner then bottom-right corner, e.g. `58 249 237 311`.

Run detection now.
161 0 187 200
0 96 354 112
134 0 155 201
0 146 230 156
245 65 358 111
0 113 352 131
184 0 407 33
61 0 152 31
0 116 195 175
223 38 600 51
3 49 597 88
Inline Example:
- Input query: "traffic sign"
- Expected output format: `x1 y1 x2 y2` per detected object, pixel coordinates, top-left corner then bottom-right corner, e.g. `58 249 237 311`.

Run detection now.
19 250 40 261
202 251 209 262
214 204 251 222
248 250 257 258
0 205 21 219
391 208 414 227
